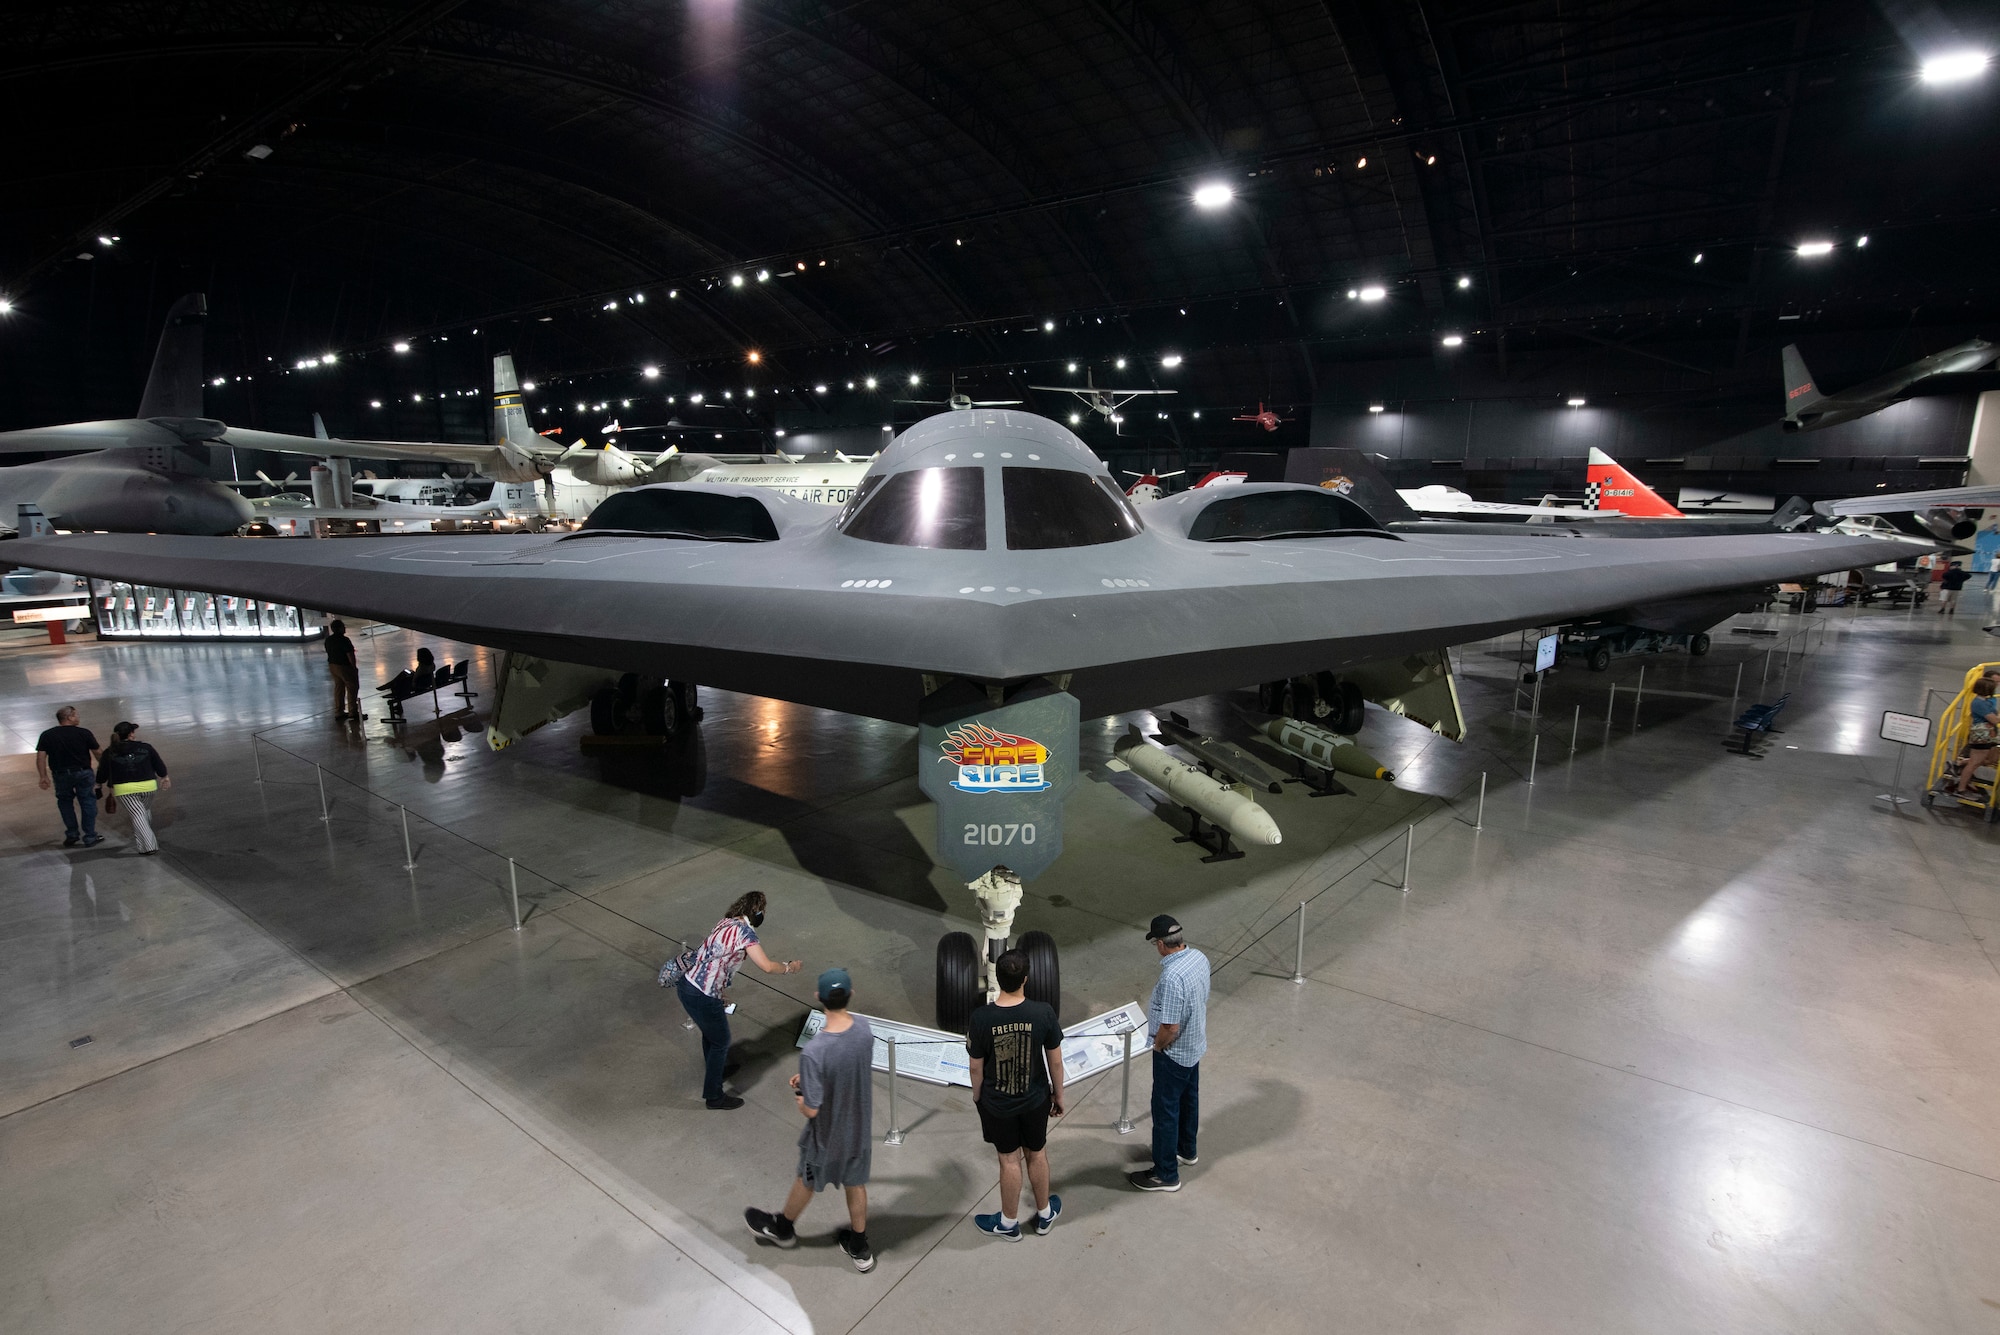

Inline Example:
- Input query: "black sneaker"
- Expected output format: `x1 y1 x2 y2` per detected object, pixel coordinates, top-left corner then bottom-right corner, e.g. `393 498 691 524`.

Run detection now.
81 836 103 848
837 1227 875 1272
63 836 79 848
706 1094 745 1110
744 1208 798 1248
1127 1170 1181 1192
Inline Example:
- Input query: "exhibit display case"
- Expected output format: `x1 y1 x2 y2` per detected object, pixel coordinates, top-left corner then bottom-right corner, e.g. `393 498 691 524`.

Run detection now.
89 579 325 641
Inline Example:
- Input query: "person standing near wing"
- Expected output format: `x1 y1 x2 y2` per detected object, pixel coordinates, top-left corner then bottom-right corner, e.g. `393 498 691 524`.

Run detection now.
967 948 1066 1241
1129 914 1210 1193
97 721 170 855
670 891 803 1110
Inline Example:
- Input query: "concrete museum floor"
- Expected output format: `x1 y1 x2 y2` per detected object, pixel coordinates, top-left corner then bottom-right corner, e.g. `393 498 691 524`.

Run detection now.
2 600 1998 1335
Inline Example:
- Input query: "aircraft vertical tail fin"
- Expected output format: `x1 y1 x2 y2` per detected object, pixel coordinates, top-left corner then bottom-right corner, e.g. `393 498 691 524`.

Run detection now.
136 293 207 419
312 412 330 440
492 354 540 452
1586 448 1683 517
1781 344 1825 419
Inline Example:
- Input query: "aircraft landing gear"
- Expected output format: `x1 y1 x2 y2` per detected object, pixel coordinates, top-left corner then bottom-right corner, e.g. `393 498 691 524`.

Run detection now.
590 675 702 737
934 866 1062 1030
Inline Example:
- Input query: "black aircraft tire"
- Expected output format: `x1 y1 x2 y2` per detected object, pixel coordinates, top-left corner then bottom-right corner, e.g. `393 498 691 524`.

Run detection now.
1018 929 1061 1022
1689 633 1712 657
589 686 620 736
936 932 981 1033
1588 643 1612 672
1335 680 1366 735
641 683 672 736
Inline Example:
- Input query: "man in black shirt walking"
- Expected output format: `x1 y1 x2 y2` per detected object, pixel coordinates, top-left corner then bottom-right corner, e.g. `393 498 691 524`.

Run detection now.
34 706 102 847
966 948 1066 1242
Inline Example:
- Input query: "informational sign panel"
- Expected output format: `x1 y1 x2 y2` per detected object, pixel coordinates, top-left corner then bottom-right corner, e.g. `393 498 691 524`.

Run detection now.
1534 633 1559 673
798 1001 1146 1089
1880 711 1934 747
11 605 89 624
918 681 1079 881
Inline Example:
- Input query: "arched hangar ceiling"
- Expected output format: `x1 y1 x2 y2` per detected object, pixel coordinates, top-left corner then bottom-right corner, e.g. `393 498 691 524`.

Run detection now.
2 0 1996 421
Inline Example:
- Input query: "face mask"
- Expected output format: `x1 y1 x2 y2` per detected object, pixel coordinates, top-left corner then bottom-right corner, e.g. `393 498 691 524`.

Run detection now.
749 910 765 928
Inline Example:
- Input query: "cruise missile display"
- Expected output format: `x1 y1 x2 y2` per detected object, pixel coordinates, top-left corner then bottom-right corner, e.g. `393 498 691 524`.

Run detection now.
1109 728 1281 858
1257 716 1395 782
1151 711 1287 793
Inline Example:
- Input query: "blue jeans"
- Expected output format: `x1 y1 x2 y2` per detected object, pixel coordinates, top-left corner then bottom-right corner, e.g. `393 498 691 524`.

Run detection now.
52 769 97 841
1151 1050 1200 1182
676 976 731 1102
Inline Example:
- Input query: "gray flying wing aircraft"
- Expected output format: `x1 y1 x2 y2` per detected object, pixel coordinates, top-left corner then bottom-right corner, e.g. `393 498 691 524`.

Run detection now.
1782 339 1998 432
20 408 1926 1025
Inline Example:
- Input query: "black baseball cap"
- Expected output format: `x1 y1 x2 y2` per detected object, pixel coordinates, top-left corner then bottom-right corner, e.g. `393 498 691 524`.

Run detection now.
1145 914 1183 942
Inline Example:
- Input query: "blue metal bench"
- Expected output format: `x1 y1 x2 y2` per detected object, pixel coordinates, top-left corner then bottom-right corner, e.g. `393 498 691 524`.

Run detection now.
1725 692 1790 756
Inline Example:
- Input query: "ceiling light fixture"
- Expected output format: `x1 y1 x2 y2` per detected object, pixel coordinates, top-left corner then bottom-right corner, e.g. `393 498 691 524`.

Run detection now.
865 376 878 388
522 381 536 391
747 350 762 364
392 341 410 353
1358 285 1386 302
1115 357 1127 369
370 399 382 408
1440 334 1464 348
1795 240 1835 257
1044 320 1055 331
1368 403 1385 414
729 274 745 287
1567 397 1587 407
908 373 920 385
1856 235 1869 247
1457 276 1472 289
1921 50 1990 84
1161 353 1183 368
643 365 660 378
1192 182 1234 209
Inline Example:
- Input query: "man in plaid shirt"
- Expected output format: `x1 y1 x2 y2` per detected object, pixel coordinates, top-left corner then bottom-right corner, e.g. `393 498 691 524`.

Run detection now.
1130 914 1210 1192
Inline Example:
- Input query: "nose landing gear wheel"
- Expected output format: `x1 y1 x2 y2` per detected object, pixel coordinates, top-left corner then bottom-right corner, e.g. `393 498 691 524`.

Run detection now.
935 931 981 1033
1017 929 1061 1022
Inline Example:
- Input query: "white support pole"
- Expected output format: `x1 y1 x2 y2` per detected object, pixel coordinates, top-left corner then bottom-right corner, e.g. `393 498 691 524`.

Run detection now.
1633 666 1646 730
1400 824 1414 892
315 765 329 823
1762 648 1772 687
1292 901 1307 985
400 806 416 871
1528 736 1539 786
883 1037 905 1145
508 857 522 931
1605 685 1617 744
1530 672 1543 723
1570 705 1580 755
1475 772 1487 830
252 738 263 783
1732 662 1744 712
1115 1030 1136 1135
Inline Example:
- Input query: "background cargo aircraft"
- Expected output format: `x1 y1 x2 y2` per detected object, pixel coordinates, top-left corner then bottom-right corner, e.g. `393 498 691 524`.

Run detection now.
21 407 1926 1025
1782 338 1998 431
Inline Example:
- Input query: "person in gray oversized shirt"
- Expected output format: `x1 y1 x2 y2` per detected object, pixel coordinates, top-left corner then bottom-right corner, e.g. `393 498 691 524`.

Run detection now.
745 967 877 1272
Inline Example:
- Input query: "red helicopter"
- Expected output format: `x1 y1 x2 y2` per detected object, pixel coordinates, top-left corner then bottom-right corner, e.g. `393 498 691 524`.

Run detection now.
1233 402 1294 432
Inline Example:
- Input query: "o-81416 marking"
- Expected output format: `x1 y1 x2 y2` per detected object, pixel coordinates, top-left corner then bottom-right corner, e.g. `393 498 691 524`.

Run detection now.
964 822 1037 846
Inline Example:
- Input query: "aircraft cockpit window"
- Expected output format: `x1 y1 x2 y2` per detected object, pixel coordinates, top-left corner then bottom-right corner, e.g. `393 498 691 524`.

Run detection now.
1187 490 1394 542
840 466 987 549
571 489 780 541
1002 468 1141 549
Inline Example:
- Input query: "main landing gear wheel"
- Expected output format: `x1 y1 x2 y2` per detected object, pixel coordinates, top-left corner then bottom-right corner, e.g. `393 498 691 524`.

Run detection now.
1689 632 1712 656
1017 929 1061 1022
935 932 981 1033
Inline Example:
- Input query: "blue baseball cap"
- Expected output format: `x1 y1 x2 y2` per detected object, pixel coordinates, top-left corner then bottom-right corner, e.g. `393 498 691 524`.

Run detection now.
817 967 852 999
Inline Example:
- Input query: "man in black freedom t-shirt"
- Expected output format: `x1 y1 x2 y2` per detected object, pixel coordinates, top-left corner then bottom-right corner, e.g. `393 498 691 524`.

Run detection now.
965 948 1066 1242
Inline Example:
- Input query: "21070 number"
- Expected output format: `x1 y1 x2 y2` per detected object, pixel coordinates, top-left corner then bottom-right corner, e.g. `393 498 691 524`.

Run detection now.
964 823 1037 846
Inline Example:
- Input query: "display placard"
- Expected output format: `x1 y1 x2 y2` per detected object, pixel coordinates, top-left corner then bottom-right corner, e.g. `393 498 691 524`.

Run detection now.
1534 633 1559 673
797 1001 1147 1089
1880 711 1933 747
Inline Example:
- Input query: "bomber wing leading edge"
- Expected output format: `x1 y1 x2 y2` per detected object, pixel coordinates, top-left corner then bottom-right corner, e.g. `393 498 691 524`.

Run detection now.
26 410 1921 723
